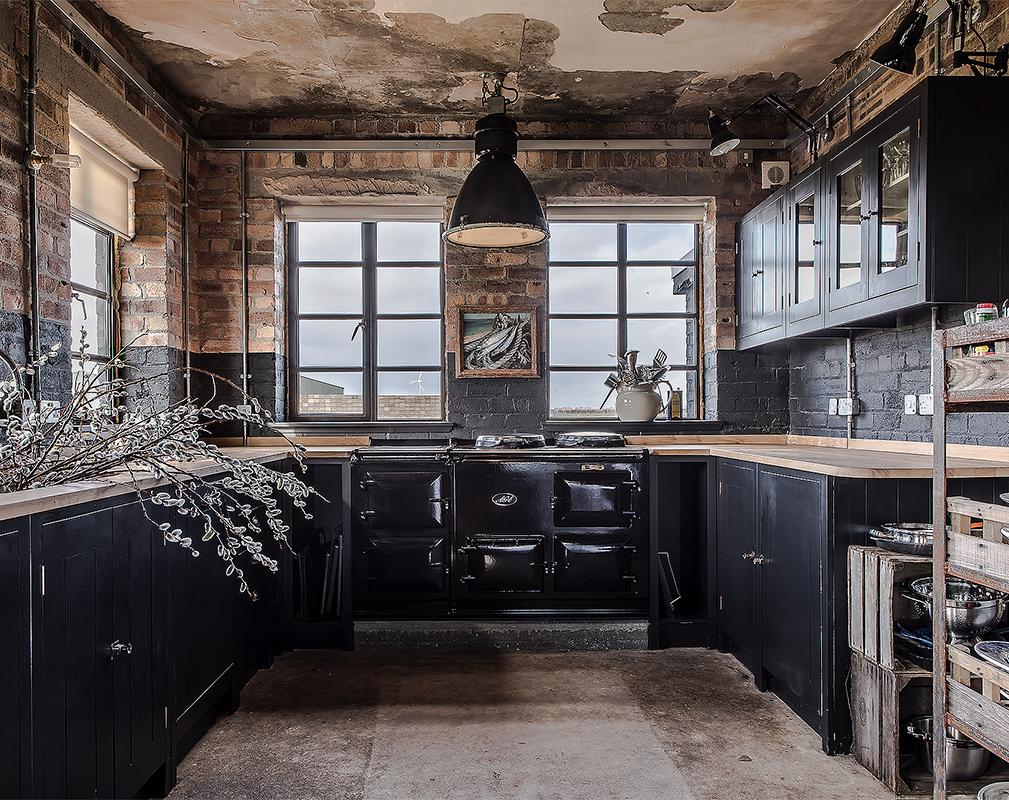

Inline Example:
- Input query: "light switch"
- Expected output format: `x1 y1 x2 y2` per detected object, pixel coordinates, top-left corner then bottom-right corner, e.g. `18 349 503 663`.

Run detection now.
904 394 918 415
828 398 838 415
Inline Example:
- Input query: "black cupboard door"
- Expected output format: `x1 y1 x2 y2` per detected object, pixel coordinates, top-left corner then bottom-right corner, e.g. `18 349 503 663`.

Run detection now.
552 536 642 595
356 467 449 529
715 461 759 676
38 509 116 800
0 522 26 800
111 503 167 799
757 469 823 716
360 535 449 596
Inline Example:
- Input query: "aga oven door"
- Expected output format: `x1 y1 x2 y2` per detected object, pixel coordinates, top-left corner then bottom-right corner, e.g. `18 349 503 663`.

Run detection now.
552 535 644 596
552 469 641 528
355 535 450 611
356 465 450 529
456 536 546 595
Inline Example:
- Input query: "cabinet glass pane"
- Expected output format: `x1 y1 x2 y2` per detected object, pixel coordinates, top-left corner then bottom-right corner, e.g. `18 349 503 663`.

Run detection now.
837 162 863 289
794 192 815 305
759 218 777 314
879 129 910 274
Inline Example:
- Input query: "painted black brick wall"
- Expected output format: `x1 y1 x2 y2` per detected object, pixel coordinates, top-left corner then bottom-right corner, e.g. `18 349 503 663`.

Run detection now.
446 352 549 439
0 310 72 405
703 348 789 433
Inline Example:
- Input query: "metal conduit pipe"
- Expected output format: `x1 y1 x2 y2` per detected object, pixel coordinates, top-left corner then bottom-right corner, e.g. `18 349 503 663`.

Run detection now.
25 0 41 404
846 332 855 442
182 134 192 398
240 150 249 446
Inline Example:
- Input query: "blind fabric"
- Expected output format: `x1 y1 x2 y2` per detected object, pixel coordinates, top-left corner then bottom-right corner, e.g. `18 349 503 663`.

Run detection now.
69 128 139 238
284 203 446 222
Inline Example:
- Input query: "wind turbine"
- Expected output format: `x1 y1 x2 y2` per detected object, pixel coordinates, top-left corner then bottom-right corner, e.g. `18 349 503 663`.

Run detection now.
411 373 425 395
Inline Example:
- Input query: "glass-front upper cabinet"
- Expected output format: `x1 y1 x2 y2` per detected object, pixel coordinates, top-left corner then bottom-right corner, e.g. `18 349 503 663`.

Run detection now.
868 100 919 299
827 98 920 319
784 165 823 332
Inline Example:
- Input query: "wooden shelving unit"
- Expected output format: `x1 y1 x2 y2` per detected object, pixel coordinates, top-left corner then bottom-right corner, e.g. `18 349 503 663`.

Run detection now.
933 318 1009 799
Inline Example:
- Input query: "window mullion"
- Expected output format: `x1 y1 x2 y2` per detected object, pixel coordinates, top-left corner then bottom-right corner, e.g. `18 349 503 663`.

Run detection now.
363 222 378 421
617 223 628 358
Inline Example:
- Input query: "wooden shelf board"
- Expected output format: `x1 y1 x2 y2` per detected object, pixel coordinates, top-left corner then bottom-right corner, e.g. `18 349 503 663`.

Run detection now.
943 318 1009 349
946 562 1009 595
947 679 1009 765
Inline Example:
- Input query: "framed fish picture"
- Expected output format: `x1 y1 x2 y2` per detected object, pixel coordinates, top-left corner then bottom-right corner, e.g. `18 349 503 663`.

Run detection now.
456 307 539 378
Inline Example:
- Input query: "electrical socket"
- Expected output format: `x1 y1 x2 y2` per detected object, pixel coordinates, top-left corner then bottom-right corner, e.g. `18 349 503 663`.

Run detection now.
828 398 838 415
917 393 934 415
904 394 918 415
838 397 858 417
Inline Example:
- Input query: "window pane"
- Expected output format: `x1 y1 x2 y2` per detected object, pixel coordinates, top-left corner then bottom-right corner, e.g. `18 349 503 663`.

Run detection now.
626 267 695 313
70 220 110 291
298 319 363 367
71 293 111 356
626 318 695 366
550 371 615 418
378 371 442 420
298 371 363 415
298 267 362 314
548 223 617 261
378 319 441 367
298 222 361 262
627 223 695 261
549 267 617 314
377 267 440 314
549 318 616 367
377 222 441 262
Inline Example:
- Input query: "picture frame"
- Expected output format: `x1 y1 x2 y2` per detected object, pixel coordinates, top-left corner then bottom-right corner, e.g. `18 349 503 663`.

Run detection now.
456 306 539 378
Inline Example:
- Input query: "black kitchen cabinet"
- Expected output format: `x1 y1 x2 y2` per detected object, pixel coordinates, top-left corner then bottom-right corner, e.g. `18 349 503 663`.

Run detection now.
0 520 28 800
757 469 823 718
35 507 117 799
737 76 1009 348
737 194 785 346
784 163 825 335
715 460 759 676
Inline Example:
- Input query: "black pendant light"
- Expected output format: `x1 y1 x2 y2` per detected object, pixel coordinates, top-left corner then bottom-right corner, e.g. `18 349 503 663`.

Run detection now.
444 73 548 249
870 1 928 74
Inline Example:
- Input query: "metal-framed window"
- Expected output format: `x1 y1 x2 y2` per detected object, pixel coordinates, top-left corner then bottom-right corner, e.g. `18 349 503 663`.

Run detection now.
69 216 114 388
287 220 445 421
547 221 701 419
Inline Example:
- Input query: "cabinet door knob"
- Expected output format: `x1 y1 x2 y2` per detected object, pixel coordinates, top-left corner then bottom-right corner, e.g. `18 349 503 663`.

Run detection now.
752 555 769 566
109 640 133 657
742 551 756 560
812 240 823 246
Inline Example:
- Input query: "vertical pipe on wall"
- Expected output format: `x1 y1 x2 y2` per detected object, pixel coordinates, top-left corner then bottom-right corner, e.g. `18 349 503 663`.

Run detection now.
846 332 855 442
25 0 42 404
182 133 191 398
240 150 249 445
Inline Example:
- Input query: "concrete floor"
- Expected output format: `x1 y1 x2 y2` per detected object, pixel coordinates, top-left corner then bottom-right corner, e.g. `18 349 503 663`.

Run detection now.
167 646 921 800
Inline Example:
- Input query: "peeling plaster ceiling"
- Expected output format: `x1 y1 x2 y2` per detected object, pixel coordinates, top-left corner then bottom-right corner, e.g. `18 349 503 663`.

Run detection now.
90 0 900 120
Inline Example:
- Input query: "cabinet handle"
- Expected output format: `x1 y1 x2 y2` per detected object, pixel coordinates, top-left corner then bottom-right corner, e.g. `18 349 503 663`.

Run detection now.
109 640 133 657
752 270 763 277
742 551 756 560
812 240 823 246
752 555 769 566
859 210 878 221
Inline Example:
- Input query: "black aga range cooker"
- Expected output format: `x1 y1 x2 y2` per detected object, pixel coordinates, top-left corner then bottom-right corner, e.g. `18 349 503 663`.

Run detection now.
351 435 648 617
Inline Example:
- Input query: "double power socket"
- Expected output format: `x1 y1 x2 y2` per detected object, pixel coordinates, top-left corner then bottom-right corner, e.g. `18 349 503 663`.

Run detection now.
904 393 934 416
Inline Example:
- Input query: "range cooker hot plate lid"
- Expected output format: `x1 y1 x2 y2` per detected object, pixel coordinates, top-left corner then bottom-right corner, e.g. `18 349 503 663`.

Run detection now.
474 434 546 449
554 431 626 448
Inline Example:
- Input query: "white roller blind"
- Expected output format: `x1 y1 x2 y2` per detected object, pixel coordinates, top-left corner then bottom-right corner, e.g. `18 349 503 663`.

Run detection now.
69 128 139 238
546 198 707 223
284 202 446 222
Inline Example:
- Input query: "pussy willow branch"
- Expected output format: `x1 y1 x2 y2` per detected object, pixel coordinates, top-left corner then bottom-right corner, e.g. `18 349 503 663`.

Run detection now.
0 329 322 597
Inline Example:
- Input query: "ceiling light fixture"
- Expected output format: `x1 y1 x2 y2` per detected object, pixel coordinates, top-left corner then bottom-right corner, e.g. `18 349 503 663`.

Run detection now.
870 1 929 74
708 94 825 159
444 73 549 249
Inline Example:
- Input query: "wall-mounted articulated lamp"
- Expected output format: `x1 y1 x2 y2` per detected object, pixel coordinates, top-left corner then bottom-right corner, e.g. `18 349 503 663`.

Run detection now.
871 0 1008 77
26 150 82 171
708 94 828 160
444 73 549 249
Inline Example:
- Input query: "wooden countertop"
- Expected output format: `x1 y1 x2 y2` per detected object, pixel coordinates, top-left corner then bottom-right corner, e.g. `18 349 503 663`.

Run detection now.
3 438 1008 521
644 444 1009 479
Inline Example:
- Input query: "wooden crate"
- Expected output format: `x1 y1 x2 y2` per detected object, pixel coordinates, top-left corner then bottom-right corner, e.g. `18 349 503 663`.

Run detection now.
850 652 1009 795
848 545 932 670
